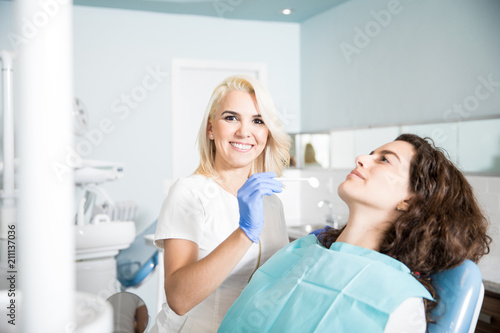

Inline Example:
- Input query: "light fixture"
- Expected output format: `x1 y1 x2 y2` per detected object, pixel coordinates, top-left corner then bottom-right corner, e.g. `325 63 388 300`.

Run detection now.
281 8 293 15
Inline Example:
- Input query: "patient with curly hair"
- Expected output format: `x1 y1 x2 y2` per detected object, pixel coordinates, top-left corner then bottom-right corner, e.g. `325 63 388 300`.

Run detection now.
218 133 491 333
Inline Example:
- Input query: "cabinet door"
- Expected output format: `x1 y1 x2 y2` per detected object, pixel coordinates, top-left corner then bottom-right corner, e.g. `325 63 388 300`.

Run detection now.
475 290 500 333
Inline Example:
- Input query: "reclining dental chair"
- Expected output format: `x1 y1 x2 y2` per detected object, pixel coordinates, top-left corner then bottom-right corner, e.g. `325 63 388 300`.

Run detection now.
428 259 484 333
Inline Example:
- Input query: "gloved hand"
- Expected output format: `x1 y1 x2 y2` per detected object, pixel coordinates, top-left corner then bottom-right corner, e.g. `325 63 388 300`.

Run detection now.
238 172 283 243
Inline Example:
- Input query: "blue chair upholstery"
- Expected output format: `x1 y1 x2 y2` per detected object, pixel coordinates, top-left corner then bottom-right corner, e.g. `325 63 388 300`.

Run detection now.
117 220 159 289
428 259 484 333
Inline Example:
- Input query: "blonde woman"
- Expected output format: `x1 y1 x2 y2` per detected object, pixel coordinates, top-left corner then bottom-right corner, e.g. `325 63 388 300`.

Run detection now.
150 75 291 332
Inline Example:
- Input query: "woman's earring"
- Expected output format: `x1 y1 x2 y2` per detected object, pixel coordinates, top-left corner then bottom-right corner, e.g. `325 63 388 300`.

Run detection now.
210 134 214 139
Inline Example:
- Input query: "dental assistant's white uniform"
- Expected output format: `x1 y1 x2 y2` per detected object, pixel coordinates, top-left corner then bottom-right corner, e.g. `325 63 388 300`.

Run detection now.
150 174 289 333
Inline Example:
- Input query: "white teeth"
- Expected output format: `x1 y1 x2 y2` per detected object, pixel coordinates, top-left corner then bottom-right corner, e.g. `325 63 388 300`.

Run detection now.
230 142 252 150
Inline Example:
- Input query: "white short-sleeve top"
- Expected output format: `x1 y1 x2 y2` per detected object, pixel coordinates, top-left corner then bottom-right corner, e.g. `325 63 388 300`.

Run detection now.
152 174 289 333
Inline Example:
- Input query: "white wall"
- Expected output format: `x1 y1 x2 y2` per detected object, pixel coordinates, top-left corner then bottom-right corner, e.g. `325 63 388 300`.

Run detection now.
301 0 500 131
72 6 300 232
0 2 13 48
0 2 300 233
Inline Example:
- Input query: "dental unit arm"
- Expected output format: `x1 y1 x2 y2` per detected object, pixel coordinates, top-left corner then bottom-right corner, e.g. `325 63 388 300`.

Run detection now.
74 159 124 185
74 160 125 225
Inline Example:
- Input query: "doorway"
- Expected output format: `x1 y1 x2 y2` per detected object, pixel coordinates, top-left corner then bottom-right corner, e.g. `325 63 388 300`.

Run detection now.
170 59 267 178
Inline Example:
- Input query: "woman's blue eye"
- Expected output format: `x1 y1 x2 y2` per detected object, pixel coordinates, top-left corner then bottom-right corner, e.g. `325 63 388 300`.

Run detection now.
224 116 237 121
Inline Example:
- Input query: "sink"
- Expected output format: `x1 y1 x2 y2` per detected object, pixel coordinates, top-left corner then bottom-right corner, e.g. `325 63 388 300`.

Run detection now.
75 292 113 333
75 221 136 260
0 291 113 333
287 224 330 240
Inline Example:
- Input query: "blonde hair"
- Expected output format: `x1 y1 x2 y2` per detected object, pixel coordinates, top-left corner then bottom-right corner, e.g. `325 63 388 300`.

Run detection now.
194 75 290 178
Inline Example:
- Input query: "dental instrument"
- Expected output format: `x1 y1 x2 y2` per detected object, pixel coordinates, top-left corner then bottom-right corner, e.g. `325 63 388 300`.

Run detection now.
276 177 320 188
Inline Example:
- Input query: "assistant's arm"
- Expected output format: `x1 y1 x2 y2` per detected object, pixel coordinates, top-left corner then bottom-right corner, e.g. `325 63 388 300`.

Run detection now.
163 173 282 316
163 229 253 315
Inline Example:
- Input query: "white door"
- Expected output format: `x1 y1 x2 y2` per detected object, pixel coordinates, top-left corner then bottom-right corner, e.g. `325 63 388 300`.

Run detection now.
171 59 267 178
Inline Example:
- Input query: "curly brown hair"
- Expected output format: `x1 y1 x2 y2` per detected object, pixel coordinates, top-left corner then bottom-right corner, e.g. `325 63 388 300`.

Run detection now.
320 133 491 321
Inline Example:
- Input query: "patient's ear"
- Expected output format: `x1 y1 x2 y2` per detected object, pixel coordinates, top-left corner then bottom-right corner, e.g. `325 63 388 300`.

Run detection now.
396 199 410 212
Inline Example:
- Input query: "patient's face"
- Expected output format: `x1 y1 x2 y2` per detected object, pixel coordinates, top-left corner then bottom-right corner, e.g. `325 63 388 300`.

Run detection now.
339 140 414 213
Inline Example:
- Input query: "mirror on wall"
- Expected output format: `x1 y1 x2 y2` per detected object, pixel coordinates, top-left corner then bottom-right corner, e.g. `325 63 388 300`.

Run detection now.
457 118 500 173
289 134 297 167
401 122 459 165
289 133 330 169
403 118 500 174
289 117 500 175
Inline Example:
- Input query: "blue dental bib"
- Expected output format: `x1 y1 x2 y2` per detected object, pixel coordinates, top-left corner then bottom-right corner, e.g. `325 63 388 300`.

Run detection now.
219 235 433 333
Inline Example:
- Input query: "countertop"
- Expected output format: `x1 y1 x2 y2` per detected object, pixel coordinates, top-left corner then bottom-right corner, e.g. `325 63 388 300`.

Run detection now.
484 280 500 294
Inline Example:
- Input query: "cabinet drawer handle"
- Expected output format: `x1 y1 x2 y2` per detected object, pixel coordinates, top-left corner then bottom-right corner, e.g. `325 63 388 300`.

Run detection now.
479 312 492 324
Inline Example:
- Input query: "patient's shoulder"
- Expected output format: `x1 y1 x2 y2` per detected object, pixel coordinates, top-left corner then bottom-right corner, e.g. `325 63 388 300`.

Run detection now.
384 297 426 333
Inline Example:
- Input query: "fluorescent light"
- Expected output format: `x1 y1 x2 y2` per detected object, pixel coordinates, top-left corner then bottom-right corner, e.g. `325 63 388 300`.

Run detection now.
281 8 293 15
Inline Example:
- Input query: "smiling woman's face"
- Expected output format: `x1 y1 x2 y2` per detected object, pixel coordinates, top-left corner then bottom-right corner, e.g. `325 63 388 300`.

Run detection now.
208 90 269 173
338 140 415 212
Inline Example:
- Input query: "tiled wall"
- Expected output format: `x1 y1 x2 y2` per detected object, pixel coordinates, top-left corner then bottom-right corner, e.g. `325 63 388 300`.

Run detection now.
278 169 500 289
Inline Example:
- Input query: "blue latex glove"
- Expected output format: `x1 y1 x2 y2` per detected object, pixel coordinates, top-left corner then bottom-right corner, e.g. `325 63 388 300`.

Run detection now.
309 225 333 242
238 172 283 243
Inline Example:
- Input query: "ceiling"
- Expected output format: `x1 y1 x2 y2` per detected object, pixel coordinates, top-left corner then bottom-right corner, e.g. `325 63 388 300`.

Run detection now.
73 0 348 23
